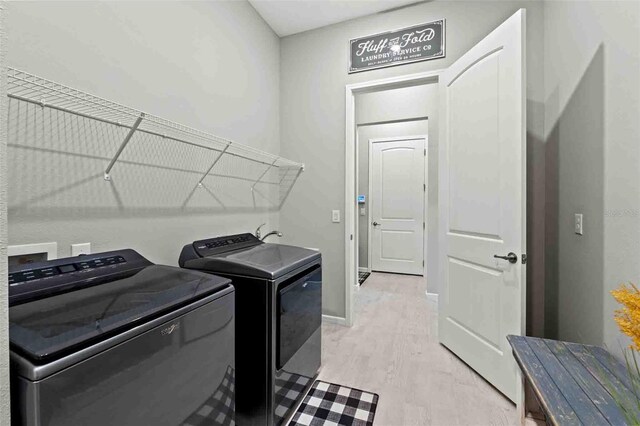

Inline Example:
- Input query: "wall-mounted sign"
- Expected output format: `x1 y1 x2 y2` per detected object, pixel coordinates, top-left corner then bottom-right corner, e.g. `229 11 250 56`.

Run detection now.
349 19 445 74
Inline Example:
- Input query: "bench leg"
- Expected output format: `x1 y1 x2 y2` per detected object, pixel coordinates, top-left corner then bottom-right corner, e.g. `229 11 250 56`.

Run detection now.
517 370 526 425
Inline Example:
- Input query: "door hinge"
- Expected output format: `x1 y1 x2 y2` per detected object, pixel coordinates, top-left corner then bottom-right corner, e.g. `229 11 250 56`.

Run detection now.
423 260 425 267
350 234 353 241
423 183 426 192
424 148 426 156
522 254 527 264
423 222 425 229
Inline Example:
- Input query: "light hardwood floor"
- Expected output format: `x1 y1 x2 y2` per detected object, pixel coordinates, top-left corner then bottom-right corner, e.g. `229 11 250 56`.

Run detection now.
318 272 518 426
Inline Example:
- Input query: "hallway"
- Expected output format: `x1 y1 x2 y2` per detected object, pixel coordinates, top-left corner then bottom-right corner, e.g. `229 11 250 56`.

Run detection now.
319 273 516 425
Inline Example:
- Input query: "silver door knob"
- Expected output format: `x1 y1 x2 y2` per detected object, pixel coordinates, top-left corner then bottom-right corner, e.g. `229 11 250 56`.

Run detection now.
372 221 380 226
494 252 518 264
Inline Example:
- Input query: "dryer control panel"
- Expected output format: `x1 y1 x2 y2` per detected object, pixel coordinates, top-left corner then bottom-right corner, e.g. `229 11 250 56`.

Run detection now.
192 233 262 258
8 249 152 305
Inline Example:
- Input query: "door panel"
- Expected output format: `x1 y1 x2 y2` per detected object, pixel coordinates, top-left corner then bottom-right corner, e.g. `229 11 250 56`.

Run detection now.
448 258 502 348
449 51 502 238
439 9 526 402
381 231 414 260
381 148 417 219
371 138 425 275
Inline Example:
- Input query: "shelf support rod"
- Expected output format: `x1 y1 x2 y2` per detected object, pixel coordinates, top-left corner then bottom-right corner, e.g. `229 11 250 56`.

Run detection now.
104 113 145 181
197 142 232 187
251 157 279 191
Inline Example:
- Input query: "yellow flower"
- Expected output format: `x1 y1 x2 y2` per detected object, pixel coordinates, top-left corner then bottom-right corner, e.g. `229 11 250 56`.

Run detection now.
612 283 640 351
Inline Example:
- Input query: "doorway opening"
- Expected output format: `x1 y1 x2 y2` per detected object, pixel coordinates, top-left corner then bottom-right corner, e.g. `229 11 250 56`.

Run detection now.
360 134 427 277
344 70 441 326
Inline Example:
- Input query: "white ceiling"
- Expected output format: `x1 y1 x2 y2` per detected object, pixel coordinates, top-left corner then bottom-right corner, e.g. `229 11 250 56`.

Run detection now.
248 0 423 37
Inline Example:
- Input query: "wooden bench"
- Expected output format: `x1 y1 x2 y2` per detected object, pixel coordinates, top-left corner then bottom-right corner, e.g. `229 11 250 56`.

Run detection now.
507 335 640 425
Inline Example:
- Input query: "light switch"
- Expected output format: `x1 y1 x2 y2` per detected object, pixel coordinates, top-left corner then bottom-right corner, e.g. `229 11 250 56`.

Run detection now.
332 210 341 223
574 214 583 235
360 206 366 216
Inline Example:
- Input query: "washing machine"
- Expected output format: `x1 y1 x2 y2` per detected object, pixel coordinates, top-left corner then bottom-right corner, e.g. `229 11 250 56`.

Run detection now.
9 249 235 426
179 233 321 426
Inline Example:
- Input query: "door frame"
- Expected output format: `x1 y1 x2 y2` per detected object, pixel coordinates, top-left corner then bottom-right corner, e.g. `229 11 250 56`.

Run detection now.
367 135 428 275
0 5 8 423
344 70 441 326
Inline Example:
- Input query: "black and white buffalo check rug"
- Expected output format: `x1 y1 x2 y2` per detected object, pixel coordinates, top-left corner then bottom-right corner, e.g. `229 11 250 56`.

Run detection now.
288 381 379 426
182 365 235 426
358 272 371 286
275 370 314 423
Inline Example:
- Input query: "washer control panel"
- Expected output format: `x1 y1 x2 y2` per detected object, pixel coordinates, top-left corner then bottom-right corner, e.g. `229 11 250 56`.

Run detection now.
8 249 152 305
9 255 126 285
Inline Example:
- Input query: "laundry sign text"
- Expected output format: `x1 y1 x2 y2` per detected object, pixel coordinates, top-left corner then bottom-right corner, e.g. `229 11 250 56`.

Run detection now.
349 20 445 73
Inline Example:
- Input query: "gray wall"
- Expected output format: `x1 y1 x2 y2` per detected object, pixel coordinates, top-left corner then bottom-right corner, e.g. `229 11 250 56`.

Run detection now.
355 84 436 280
5 2 286 266
280 0 545 319
544 0 640 354
0 3 8 424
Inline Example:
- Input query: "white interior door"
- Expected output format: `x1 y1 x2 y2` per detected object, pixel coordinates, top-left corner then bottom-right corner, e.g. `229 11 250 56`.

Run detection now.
438 9 526 402
370 137 425 275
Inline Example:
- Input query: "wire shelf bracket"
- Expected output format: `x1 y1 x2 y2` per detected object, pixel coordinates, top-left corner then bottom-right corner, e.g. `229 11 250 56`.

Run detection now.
251 157 279 192
197 142 232 188
104 113 145 181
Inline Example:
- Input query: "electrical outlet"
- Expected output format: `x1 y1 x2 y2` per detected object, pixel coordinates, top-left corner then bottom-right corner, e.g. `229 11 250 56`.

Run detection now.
71 243 91 256
332 210 341 223
360 206 366 216
574 214 583 235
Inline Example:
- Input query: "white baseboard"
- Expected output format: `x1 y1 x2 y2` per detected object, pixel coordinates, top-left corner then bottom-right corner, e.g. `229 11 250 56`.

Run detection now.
322 314 348 326
358 267 370 273
425 292 439 303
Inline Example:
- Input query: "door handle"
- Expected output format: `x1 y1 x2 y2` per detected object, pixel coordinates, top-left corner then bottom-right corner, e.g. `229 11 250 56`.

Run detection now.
372 221 380 226
493 252 518 264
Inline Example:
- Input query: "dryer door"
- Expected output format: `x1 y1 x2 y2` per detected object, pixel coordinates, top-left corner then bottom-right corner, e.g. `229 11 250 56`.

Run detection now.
277 265 321 369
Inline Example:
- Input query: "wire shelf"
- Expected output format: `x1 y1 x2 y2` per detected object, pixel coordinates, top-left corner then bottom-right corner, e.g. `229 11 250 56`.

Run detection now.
6 67 305 185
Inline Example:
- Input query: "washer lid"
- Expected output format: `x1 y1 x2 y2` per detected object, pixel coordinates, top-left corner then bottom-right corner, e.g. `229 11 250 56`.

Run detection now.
9 265 230 362
185 243 321 279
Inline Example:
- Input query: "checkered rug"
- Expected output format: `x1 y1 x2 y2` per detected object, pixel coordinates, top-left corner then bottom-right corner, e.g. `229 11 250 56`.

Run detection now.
182 365 235 426
289 381 379 426
358 272 371 286
275 370 315 424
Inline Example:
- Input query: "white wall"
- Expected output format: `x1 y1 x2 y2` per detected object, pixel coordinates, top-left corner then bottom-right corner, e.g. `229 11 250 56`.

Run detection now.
0 3 9 424
280 0 544 319
356 85 433 124
544 0 640 354
5 2 285 266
